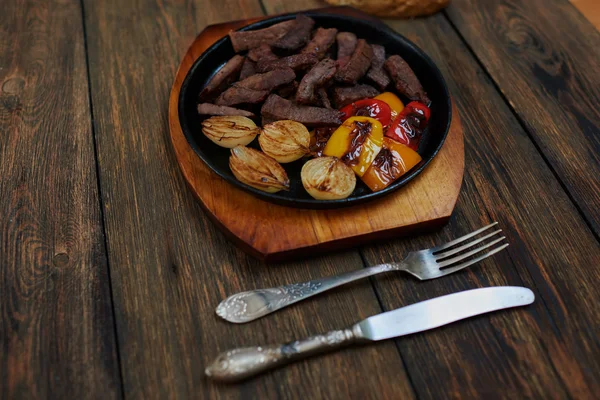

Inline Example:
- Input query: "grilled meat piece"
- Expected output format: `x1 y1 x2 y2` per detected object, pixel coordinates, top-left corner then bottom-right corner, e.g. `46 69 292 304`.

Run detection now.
272 15 315 51
384 55 430 104
257 53 319 73
296 58 337 104
336 32 358 67
247 44 279 63
229 20 296 52
366 44 391 90
198 55 245 101
216 68 296 106
335 39 373 84
301 27 338 59
332 84 380 108
261 94 344 127
197 103 255 118
216 87 269 106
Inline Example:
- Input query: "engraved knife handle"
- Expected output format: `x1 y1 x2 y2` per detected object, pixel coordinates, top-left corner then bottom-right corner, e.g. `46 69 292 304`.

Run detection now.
216 263 398 323
205 325 364 382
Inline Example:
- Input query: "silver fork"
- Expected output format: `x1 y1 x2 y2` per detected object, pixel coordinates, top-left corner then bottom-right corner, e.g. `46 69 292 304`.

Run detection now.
216 222 508 324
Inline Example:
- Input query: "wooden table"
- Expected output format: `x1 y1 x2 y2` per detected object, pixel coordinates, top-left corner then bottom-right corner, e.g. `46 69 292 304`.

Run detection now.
1 0 599 398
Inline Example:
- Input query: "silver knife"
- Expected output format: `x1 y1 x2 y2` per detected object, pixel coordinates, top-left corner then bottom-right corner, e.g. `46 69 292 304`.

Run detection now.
205 286 534 382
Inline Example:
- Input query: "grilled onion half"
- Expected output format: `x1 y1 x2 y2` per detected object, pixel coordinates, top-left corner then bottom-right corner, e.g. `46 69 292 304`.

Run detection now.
259 120 310 163
202 116 259 148
301 156 356 200
229 146 290 193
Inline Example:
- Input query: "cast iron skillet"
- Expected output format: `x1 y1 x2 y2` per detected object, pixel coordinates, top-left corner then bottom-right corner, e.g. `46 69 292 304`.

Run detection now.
178 12 452 209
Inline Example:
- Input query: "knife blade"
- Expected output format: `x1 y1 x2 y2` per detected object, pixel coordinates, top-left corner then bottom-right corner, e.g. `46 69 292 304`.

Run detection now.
358 286 534 341
206 286 534 382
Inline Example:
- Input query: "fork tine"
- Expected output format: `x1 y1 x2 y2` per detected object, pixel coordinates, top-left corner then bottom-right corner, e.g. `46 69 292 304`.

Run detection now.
435 230 503 259
432 222 499 253
435 243 509 277
437 236 506 268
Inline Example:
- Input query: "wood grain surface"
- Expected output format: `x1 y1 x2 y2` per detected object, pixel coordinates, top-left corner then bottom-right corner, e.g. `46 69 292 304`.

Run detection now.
445 0 600 238
1 0 599 398
363 15 600 398
168 12 464 261
0 0 121 398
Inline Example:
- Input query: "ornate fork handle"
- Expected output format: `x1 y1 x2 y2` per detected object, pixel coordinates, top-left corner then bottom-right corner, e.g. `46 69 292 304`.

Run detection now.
216 263 398 323
205 324 365 381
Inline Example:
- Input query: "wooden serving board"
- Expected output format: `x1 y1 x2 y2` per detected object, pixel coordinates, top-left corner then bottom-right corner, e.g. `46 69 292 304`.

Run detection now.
168 7 465 262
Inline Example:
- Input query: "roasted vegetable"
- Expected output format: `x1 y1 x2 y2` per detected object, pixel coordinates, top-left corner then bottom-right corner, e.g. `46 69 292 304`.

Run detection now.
259 120 310 163
339 99 392 127
374 92 405 120
322 116 383 177
384 101 430 151
229 146 290 193
201 116 259 148
301 157 356 200
309 127 336 157
361 137 422 192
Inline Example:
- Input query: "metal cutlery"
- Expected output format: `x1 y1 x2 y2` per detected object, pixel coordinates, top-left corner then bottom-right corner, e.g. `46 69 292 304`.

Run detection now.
206 286 534 381
217 222 508 323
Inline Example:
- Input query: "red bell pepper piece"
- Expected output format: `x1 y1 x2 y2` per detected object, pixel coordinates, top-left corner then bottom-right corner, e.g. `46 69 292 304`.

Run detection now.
384 101 430 151
340 99 392 128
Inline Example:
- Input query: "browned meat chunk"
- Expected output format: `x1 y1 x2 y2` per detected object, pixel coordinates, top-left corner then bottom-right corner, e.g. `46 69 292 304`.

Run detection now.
239 58 257 80
336 32 357 67
216 87 269 106
277 80 299 98
332 84 380 108
296 58 337 104
261 94 344 127
335 39 373 84
235 68 295 91
257 53 318 73
384 55 430 104
317 88 332 109
370 45 386 68
216 68 296 106
229 20 296 52
247 44 278 63
272 15 315 51
198 55 245 101
301 27 338 59
197 103 255 118
366 44 391 90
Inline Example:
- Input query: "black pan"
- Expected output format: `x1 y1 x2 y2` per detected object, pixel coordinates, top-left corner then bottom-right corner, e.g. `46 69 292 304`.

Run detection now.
178 12 452 209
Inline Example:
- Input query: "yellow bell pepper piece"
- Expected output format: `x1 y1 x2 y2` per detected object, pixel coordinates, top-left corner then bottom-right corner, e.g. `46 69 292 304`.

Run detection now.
323 116 383 177
361 137 422 192
374 92 404 120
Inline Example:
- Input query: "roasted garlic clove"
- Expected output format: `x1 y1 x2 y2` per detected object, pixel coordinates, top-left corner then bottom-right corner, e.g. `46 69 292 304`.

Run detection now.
202 116 259 148
259 120 310 163
230 146 290 193
301 156 356 200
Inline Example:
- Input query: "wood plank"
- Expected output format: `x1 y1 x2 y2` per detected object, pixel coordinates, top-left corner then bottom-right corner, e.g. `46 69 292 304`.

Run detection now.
445 0 600 237
0 0 121 398
362 14 600 399
83 0 413 397
570 0 600 30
